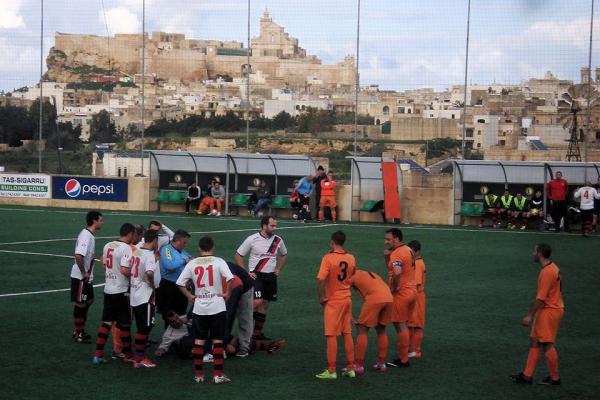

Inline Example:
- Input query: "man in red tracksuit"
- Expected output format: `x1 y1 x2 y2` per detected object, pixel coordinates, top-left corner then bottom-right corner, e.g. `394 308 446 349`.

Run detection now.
546 171 569 232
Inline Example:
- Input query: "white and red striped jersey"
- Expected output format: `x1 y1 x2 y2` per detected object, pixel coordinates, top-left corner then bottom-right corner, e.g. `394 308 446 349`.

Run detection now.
574 186 600 210
236 233 287 273
70 228 96 281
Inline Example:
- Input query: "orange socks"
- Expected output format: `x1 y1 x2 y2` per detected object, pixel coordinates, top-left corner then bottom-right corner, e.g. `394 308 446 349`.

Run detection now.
326 336 337 372
377 331 388 363
523 347 541 377
355 333 367 367
410 330 424 354
343 333 355 370
398 329 410 363
545 347 559 381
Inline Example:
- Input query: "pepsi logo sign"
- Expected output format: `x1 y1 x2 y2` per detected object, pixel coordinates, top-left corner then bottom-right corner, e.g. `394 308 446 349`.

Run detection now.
65 179 81 198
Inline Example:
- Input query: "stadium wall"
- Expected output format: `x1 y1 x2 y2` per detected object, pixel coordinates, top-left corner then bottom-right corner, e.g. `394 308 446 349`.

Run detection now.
0 175 150 211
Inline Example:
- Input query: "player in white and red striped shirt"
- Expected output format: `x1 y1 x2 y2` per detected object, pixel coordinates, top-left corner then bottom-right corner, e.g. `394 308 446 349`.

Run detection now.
235 216 288 342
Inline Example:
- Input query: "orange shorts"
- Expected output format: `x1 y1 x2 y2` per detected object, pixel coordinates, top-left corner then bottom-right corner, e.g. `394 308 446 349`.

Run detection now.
323 298 352 336
391 289 416 323
530 308 563 343
408 292 426 328
357 302 392 328
320 195 336 208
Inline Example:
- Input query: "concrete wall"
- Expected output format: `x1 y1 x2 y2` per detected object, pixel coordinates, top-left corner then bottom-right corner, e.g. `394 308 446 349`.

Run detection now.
400 173 454 225
0 176 150 211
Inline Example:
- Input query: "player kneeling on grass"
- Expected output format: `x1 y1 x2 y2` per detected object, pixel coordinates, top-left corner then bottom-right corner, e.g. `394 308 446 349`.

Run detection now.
316 230 357 379
129 230 160 368
350 268 393 373
177 237 234 384
407 240 426 359
511 243 564 386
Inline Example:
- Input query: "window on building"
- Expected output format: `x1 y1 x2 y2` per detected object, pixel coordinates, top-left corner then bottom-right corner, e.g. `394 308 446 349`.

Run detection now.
477 130 481 135
407 109 412 114
123 168 128 177
375 119 380 125
382 106 389 116
117 168 122 177
477 119 485 123
451 114 455 119
398 107 405 114
466 128 474 138
477 143 481 148
499 140 506 146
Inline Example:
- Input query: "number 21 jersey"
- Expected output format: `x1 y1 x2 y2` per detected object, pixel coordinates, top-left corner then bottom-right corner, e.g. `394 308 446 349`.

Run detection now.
176 256 233 315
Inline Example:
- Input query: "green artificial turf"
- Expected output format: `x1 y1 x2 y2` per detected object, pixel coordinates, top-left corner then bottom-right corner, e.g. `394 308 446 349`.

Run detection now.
0 205 598 400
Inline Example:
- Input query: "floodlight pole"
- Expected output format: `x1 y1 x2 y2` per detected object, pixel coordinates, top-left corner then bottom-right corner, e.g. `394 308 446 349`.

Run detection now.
353 0 361 154
461 0 471 160
38 0 44 173
584 0 595 182
246 0 251 151
141 0 146 176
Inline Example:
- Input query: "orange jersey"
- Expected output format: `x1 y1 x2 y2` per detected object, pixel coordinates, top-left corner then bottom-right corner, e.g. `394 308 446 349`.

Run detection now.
320 179 336 196
317 250 357 301
387 245 416 291
350 270 393 304
414 258 426 293
536 262 564 309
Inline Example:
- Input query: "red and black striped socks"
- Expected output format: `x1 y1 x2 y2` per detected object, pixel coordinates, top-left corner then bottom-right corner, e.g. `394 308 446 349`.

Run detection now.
213 342 225 377
94 322 111 358
192 343 204 378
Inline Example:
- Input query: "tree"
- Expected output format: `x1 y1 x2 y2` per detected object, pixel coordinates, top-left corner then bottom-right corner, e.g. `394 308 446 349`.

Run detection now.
46 121 82 151
297 107 335 133
89 110 118 143
272 111 295 130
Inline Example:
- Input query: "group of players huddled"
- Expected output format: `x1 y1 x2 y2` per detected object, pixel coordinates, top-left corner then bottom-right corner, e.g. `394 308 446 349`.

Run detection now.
70 212 288 384
479 172 600 237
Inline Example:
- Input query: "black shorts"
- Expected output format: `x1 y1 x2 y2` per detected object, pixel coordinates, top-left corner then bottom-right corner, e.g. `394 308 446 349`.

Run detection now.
581 209 594 222
193 311 227 341
101 292 131 326
594 206 600 216
253 272 277 302
70 278 94 303
133 303 156 331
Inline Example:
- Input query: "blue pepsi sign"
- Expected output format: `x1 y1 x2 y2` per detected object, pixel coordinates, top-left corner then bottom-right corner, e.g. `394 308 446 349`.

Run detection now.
52 176 128 202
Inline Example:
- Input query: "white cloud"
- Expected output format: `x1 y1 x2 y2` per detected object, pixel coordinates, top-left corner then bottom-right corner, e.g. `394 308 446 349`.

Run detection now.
0 0 25 29
101 7 141 34
0 37 37 72
528 18 596 49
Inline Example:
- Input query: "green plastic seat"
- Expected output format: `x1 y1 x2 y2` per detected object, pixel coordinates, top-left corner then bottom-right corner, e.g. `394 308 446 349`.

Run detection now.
271 195 291 209
359 200 378 212
230 194 249 206
168 191 185 204
155 190 170 202
461 202 484 216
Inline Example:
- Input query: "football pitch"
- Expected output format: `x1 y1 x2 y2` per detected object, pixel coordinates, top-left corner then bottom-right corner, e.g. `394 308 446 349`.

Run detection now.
0 205 598 400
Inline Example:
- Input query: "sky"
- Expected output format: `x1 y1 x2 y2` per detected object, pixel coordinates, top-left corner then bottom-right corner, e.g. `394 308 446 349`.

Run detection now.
0 0 598 92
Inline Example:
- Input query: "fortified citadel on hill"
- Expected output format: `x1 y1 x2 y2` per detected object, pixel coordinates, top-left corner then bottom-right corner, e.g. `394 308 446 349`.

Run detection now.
46 9 356 90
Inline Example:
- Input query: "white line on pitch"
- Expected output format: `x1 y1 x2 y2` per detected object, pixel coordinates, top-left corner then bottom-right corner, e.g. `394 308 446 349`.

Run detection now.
0 224 331 246
0 283 105 298
331 223 596 237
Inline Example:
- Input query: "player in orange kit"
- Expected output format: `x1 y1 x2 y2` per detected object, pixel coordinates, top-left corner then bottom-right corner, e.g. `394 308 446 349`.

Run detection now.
350 269 393 373
316 230 357 379
511 243 564 386
383 228 416 368
407 240 426 359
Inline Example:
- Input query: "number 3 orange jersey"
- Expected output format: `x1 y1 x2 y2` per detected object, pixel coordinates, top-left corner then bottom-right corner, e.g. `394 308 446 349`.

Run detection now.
317 250 357 301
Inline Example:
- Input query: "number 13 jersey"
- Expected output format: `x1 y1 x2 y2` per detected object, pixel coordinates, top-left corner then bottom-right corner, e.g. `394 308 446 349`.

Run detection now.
176 256 234 315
